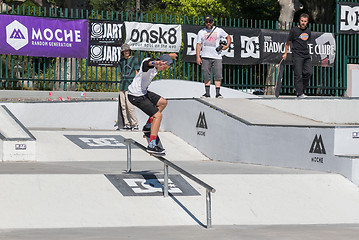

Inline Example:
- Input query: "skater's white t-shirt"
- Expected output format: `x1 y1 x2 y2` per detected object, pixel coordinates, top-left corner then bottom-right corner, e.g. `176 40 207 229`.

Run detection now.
128 57 157 96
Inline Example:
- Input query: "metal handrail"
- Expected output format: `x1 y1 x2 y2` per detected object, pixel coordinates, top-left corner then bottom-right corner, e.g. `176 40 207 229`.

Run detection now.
124 138 216 228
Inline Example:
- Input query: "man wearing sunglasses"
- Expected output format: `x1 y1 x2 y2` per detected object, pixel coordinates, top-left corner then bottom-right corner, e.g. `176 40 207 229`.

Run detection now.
196 15 231 98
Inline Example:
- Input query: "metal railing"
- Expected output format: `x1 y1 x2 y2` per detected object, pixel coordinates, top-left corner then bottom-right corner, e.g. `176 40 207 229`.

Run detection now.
124 138 216 228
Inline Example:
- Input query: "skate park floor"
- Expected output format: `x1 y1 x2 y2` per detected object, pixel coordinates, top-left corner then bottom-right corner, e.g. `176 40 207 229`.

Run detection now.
1 129 359 239
1 86 359 239
2 224 359 240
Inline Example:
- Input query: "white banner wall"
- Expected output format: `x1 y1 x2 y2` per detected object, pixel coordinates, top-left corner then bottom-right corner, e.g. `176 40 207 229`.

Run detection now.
125 21 182 52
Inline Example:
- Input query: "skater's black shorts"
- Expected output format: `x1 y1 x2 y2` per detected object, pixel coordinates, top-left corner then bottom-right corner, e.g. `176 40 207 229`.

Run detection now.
128 91 161 117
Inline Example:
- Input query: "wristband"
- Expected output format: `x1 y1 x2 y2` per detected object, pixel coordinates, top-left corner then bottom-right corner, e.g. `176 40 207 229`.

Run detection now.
152 61 155 66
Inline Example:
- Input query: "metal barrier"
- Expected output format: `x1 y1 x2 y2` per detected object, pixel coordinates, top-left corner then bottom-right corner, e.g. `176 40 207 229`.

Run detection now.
0 4 351 96
124 138 216 228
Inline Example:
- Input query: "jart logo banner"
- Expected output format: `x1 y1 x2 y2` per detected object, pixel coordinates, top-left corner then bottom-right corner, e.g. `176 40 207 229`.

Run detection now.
88 19 124 67
90 20 123 44
0 14 88 58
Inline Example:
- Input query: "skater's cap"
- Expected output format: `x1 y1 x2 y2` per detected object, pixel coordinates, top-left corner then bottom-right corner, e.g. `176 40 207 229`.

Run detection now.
159 54 173 66
121 43 131 52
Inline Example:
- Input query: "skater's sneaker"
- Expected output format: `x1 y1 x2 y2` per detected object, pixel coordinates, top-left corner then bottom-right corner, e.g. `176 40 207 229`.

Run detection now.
146 145 166 156
122 125 132 130
215 93 223 99
131 125 139 131
200 93 210 99
142 123 151 132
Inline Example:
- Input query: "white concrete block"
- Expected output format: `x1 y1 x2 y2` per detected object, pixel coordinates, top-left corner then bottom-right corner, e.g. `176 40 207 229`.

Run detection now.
334 127 359 156
0 105 36 161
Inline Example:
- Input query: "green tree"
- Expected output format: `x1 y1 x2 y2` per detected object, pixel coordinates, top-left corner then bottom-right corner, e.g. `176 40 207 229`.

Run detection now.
155 0 227 18
150 0 280 20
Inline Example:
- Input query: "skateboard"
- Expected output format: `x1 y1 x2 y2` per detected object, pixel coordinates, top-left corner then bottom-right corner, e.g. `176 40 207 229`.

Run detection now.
274 58 285 98
143 131 165 156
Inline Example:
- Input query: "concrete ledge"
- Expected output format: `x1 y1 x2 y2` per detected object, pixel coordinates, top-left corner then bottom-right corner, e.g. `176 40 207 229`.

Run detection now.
0 106 36 161
162 99 359 185
254 98 359 125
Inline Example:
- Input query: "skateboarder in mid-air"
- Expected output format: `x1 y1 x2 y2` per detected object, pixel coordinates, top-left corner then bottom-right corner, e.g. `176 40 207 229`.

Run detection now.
127 53 176 156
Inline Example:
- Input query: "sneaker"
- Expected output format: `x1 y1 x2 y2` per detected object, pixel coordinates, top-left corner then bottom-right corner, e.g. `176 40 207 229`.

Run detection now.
122 125 132 130
131 125 139 131
146 145 166 156
142 124 151 132
200 93 210 99
297 94 307 98
216 93 223 99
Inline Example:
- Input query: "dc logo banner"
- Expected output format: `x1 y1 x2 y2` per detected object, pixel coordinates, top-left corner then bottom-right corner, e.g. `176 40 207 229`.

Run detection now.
237 28 261 65
181 25 204 63
339 2 359 34
240 36 260 59
105 174 200 196
64 135 127 149
185 32 199 56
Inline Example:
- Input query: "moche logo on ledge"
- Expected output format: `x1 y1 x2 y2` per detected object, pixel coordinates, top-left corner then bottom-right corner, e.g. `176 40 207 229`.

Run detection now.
196 112 208 136
309 134 326 164
309 134 326 154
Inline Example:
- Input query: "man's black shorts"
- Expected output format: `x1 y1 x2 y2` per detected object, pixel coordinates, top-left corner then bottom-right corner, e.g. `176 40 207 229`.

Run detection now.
128 91 161 117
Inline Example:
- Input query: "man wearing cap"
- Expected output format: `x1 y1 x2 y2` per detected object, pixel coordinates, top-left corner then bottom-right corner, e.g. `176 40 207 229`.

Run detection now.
128 54 174 155
196 15 231 98
118 43 139 130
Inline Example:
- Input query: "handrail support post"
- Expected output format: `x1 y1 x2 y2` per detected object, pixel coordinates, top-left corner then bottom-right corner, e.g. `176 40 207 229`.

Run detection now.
206 190 212 228
126 140 132 173
164 163 169 197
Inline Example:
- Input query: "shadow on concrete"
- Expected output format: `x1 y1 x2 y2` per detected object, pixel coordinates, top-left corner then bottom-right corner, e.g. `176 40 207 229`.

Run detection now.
169 193 206 228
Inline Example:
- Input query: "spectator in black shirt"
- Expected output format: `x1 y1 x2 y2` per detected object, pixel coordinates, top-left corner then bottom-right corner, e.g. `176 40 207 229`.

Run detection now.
283 13 312 98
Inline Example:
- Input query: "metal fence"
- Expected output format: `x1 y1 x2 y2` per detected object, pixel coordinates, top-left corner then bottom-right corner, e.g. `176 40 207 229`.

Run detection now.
336 0 359 96
0 1 357 96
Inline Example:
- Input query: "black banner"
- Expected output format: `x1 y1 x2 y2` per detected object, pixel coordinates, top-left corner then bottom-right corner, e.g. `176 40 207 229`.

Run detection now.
88 19 124 67
261 30 336 67
339 2 359 34
182 24 336 67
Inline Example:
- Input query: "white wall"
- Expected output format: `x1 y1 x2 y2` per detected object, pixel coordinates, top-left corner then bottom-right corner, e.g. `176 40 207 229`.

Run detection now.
162 99 359 185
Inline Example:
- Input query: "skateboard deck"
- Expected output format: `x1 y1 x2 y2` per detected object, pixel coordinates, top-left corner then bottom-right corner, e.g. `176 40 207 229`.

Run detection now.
143 131 165 156
274 58 285 98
